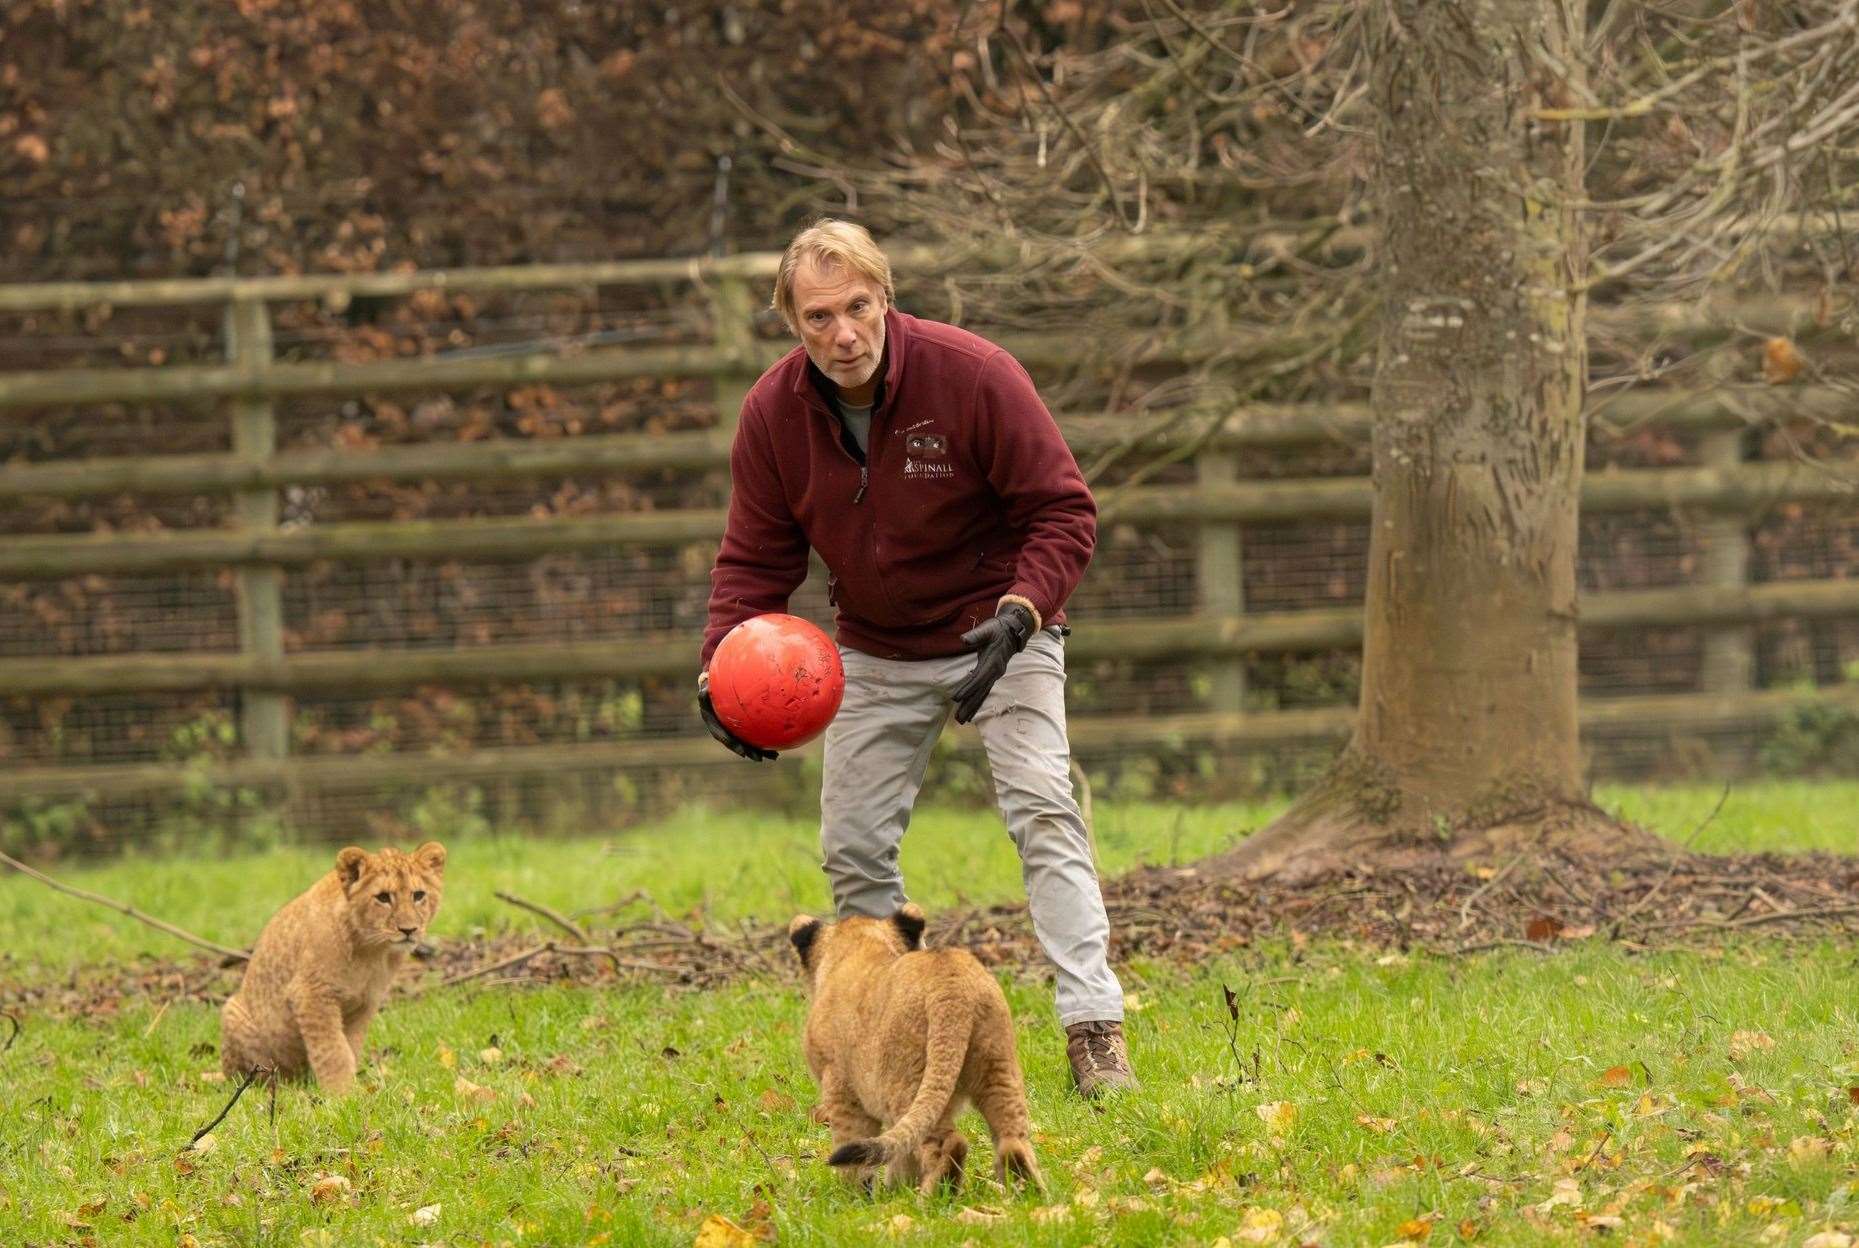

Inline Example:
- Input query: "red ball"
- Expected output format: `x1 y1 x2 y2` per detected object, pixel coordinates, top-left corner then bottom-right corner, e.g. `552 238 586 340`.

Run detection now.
707 614 845 751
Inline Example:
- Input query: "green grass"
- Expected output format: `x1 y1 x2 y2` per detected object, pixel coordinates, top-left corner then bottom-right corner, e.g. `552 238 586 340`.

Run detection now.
5 944 1857 1245
2 783 1857 1244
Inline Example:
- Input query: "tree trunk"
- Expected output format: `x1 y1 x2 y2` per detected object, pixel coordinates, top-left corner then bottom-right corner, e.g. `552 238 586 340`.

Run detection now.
1213 0 1653 882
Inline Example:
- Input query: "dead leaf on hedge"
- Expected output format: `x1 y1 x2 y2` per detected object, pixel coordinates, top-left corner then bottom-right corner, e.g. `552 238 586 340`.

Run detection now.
692 1214 759 1248
1763 337 1806 384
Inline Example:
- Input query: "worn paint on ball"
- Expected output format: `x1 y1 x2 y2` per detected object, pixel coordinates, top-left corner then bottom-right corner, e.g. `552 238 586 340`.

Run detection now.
709 614 845 750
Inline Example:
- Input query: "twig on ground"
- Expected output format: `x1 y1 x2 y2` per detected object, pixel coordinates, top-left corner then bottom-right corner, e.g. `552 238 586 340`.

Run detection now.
1459 852 1527 931
1641 904 1859 933
1 1012 18 1054
1575 1125 1615 1173
0 848 250 963
438 940 683 989
494 891 592 944
441 942 557 988
142 1000 172 1039
1610 783 1731 940
188 1067 263 1147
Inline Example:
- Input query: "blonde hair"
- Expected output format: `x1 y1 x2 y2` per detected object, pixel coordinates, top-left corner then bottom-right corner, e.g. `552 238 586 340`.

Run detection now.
772 219 895 334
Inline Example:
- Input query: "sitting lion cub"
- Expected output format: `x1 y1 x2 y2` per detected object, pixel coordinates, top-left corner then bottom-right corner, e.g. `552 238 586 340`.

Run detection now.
220 841 446 1093
787 902 1043 1194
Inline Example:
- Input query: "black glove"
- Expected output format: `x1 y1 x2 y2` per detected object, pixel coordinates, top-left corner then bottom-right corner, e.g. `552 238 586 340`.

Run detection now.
697 670 778 762
951 601 1036 725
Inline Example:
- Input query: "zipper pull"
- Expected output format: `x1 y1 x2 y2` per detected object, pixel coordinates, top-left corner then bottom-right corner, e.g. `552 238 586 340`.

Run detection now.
853 465 868 505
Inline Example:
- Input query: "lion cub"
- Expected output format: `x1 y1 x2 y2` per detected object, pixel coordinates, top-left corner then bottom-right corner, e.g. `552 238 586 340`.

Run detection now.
220 841 445 1093
787 902 1042 1194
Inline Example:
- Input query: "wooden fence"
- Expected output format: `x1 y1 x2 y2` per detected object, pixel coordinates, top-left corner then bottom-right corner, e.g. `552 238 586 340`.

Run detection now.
1 249 1855 815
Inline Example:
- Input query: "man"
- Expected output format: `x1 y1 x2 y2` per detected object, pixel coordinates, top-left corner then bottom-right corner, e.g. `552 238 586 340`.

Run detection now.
696 219 1134 1097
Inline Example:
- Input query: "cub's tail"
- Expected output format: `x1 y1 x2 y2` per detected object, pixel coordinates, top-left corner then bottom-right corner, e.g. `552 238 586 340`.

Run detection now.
827 993 974 1171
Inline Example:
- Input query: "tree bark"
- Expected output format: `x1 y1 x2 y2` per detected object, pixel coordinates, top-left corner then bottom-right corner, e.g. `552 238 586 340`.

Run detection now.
1213 0 1654 881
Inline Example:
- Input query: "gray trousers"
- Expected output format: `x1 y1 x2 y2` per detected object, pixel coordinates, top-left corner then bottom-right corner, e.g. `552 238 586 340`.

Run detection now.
820 629 1124 1027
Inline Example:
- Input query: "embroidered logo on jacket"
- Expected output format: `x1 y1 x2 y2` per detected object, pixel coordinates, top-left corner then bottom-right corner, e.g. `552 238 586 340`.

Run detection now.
902 432 954 479
903 437 951 479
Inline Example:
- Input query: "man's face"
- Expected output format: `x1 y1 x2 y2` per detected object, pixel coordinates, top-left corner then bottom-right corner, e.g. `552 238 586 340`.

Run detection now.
791 257 886 401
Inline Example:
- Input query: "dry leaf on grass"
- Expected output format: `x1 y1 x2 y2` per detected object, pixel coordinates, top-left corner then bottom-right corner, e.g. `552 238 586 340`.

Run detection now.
307 1174 351 1205
692 1214 759 1248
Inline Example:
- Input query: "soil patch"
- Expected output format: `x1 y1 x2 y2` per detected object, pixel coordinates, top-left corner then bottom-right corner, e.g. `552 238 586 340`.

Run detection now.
7 849 1856 1022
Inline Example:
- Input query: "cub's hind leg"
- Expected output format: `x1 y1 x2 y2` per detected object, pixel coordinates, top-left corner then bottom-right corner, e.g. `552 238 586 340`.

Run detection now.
821 1071 883 1190
915 1127 970 1195
974 1057 1043 1193
218 996 252 1079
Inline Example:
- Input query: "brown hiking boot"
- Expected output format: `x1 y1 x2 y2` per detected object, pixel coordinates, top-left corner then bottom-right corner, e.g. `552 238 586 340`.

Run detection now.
1066 1020 1137 1098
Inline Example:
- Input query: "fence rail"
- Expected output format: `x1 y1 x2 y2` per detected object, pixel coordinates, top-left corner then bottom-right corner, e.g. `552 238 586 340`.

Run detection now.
2 246 1856 824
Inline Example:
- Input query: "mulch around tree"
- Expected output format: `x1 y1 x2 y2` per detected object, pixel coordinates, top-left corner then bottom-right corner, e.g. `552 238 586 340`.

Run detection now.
6 848 1857 1023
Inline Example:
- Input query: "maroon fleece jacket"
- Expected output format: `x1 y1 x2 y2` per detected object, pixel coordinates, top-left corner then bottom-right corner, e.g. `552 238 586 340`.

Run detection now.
701 309 1096 664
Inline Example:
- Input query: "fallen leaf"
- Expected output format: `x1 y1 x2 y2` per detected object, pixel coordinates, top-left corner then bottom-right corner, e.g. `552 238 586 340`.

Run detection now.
1457 1220 1481 1241
1729 1030 1775 1062
954 1207 1004 1225
438 1045 457 1069
410 1203 441 1227
199 1070 226 1085
1599 1065 1633 1088
1763 337 1806 384
1356 1115 1398 1134
307 1174 351 1205
454 1076 496 1103
1237 1206 1285 1242
1803 1233 1854 1248
1849 1085 1859 1105
692 1214 759 1248
1255 1101 1297 1132
190 1132 217 1154
1030 1204 1071 1224
1395 1216 1433 1240
1788 1136 1832 1164
757 1088 795 1114
1525 915 1564 942
478 1046 504 1065
1536 1177 1582 1212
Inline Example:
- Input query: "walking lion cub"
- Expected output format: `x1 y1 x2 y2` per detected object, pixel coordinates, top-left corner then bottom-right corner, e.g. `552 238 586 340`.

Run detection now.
220 841 446 1093
787 902 1043 1194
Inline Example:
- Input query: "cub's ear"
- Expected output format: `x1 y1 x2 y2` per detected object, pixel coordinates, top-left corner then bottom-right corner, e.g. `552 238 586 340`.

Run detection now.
892 903 926 950
413 841 447 873
335 846 369 886
787 915 823 966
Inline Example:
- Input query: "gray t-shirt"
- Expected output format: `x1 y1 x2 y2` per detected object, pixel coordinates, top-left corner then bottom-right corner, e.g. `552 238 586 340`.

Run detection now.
838 401 872 456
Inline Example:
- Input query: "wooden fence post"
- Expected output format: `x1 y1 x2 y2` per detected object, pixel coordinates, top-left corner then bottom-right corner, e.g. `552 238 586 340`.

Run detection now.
1196 449 1247 714
709 276 757 434
226 297 289 760
1699 429 1755 692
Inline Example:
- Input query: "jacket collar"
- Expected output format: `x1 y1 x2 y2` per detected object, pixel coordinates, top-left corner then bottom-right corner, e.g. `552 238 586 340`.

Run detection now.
792 307 910 416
